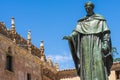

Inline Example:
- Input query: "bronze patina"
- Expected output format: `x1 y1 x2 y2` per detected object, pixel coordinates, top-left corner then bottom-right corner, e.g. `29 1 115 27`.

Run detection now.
63 2 113 80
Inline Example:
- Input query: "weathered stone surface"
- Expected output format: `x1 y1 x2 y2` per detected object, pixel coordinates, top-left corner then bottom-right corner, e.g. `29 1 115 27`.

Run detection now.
0 33 59 80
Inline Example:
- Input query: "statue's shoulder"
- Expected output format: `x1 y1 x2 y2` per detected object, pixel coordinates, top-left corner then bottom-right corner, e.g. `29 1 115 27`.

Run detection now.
77 14 106 22
93 14 106 21
77 16 87 22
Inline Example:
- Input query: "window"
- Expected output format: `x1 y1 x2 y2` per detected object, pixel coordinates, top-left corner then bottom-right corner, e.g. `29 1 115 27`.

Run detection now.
6 55 12 71
116 70 120 80
27 73 31 80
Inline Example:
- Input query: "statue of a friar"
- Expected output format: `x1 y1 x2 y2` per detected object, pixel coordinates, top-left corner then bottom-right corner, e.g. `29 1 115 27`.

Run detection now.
63 1 113 80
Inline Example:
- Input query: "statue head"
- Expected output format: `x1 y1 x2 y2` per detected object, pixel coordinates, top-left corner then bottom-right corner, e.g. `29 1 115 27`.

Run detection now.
84 1 95 16
84 1 94 9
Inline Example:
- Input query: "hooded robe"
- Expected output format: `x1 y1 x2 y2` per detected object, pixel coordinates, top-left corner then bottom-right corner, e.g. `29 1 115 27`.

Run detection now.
68 14 113 80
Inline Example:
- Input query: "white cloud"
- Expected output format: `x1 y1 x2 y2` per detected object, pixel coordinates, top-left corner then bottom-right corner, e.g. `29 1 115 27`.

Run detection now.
47 53 72 62
47 52 75 70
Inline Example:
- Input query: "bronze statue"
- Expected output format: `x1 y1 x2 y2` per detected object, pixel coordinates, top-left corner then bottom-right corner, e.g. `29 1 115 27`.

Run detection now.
63 2 113 80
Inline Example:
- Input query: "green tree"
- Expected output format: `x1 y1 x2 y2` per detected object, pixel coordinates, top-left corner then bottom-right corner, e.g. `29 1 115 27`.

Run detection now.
112 47 120 62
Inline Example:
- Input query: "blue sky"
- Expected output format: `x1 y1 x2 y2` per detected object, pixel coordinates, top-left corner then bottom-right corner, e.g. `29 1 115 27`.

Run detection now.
0 0 120 70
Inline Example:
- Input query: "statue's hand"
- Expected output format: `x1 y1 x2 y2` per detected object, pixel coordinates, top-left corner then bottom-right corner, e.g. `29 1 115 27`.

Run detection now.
63 36 71 40
102 43 109 54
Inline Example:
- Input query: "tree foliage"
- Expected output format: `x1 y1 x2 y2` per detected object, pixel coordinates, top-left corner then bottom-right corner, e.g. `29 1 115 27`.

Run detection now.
112 47 120 62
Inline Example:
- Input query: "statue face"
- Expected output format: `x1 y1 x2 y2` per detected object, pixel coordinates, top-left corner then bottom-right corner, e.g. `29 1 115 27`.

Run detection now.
85 5 94 16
